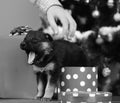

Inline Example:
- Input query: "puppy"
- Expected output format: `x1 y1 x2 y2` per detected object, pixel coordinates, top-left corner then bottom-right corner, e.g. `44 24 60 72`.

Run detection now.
10 26 88 100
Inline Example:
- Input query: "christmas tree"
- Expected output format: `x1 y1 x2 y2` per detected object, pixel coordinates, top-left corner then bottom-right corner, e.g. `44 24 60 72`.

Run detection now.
59 0 120 96
60 0 120 31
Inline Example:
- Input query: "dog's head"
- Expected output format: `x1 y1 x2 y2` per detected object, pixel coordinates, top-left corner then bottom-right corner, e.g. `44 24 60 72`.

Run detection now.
10 26 54 67
20 30 53 66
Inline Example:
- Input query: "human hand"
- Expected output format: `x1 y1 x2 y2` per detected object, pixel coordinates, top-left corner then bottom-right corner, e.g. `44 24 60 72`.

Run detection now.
47 6 77 38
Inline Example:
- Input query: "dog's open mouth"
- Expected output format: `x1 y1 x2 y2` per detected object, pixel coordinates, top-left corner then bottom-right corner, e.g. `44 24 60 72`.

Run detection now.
28 52 36 64
28 52 46 72
28 51 54 72
28 51 47 65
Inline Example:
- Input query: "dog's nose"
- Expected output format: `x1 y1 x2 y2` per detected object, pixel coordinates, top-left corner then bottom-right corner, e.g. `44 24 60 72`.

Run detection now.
20 41 26 49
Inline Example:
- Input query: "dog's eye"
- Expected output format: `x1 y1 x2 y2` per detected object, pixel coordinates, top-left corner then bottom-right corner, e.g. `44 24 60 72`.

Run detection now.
45 34 53 41
45 35 49 39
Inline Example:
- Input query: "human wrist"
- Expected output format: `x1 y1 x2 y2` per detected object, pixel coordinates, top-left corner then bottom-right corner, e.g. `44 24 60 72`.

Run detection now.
46 4 63 14
31 0 62 13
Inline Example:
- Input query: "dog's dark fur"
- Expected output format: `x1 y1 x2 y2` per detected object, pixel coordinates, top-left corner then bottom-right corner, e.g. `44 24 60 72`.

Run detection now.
20 29 89 100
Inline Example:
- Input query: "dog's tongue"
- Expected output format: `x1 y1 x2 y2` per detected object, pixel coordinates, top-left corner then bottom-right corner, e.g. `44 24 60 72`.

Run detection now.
28 52 35 64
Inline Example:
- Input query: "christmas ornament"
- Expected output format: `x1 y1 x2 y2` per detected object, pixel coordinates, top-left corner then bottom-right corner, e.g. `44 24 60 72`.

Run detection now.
103 67 111 77
114 12 120 22
107 0 114 8
92 6 100 18
96 35 103 44
113 0 120 22
85 0 89 3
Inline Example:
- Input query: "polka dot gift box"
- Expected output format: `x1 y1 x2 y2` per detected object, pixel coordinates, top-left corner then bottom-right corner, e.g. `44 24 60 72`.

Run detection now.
61 91 112 103
60 67 98 92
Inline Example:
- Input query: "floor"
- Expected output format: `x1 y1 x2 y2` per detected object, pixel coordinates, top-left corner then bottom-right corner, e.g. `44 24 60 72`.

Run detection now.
0 99 60 103
0 99 119 103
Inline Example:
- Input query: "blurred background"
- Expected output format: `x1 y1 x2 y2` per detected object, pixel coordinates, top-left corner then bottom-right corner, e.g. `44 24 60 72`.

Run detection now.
0 0 42 98
0 0 41 36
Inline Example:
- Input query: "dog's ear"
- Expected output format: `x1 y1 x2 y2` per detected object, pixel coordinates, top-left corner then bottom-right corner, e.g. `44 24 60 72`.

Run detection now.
9 26 32 36
44 33 53 41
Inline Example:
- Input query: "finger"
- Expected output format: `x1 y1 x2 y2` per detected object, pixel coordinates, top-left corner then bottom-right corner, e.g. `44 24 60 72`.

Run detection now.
60 15 69 37
47 14 58 35
66 12 77 37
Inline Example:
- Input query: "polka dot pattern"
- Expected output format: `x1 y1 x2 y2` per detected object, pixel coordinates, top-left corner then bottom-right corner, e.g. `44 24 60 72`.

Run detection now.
73 74 78 79
87 88 92 92
66 74 71 80
80 67 85 72
96 74 98 79
73 88 78 92
60 67 98 92
61 67 65 72
80 81 85 86
72 92 79 97
62 92 66 96
61 91 112 103
92 67 96 72
89 93 96 97
66 101 71 103
104 93 109 97
58 88 61 93
66 88 71 92
92 81 96 86
87 74 91 79
61 81 65 87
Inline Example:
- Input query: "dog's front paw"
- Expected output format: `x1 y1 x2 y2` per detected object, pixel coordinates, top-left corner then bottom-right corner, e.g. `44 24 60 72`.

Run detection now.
34 95 41 100
40 98 51 102
34 93 43 99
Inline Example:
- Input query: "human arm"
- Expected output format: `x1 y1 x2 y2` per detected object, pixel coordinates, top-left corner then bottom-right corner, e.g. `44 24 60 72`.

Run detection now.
29 0 77 37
